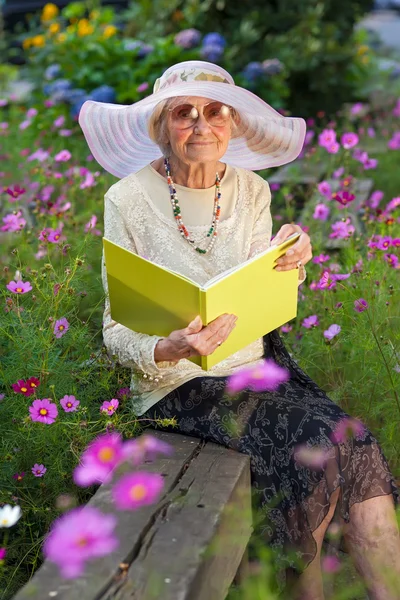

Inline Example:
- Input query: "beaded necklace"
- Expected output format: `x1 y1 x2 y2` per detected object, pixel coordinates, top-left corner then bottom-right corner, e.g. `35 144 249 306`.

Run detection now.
163 157 221 255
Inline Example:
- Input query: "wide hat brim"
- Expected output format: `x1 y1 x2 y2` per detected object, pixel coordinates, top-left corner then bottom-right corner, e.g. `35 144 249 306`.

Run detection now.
78 81 307 178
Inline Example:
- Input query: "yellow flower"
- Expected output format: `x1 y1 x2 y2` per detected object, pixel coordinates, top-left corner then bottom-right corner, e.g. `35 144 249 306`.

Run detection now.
22 38 32 50
356 44 369 56
41 3 59 22
89 10 100 20
31 35 46 48
56 33 67 44
49 22 60 35
77 19 94 36
102 25 117 39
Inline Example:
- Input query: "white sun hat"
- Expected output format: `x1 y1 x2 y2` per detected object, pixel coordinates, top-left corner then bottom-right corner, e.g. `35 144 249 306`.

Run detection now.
78 60 306 178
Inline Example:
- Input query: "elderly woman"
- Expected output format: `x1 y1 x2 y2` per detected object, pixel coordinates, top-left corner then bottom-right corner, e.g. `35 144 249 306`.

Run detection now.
79 61 399 599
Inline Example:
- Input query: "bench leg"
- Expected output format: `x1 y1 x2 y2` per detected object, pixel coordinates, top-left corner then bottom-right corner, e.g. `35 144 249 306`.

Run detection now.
233 547 249 586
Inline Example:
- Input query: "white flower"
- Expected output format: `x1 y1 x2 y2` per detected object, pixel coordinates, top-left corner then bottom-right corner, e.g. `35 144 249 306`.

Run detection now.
0 505 22 528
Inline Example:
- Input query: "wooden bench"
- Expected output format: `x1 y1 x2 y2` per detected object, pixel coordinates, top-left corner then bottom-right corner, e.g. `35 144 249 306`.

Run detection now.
14 431 252 600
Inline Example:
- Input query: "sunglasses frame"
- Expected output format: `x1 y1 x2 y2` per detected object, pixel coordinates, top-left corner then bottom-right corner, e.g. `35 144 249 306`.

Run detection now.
166 101 234 129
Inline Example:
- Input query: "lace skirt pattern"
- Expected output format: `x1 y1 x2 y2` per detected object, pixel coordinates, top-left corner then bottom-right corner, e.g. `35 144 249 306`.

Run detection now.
141 331 399 571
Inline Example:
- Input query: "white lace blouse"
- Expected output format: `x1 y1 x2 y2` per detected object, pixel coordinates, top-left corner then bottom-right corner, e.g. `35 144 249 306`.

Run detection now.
102 164 306 416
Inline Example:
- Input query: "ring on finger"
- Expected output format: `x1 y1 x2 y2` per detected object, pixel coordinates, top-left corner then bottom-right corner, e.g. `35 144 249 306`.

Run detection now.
296 260 302 269
217 340 222 346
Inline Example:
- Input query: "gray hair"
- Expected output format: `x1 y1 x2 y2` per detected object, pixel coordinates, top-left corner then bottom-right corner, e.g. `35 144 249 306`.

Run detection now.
147 96 244 157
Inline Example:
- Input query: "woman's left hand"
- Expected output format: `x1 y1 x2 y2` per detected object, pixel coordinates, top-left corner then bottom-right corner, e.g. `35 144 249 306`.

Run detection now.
270 224 312 271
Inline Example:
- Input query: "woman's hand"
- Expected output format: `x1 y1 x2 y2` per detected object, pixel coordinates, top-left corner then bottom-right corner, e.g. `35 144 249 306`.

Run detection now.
154 313 237 363
270 224 312 271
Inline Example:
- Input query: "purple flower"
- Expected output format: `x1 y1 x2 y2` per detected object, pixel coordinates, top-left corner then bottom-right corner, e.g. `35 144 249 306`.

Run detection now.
53 115 65 128
29 399 58 424
322 555 341 573
60 395 80 412
136 82 149 93
100 399 119 416
329 218 355 239
122 434 174 466
323 324 341 340
112 472 164 510
354 298 368 313
73 432 124 486
200 44 224 62
43 507 118 579
331 417 365 444
350 102 364 115
294 444 330 470
0 548 6 560
318 129 336 149
54 150 72 162
27 148 49 162
54 317 69 338
174 28 201 49
341 132 359 149
313 203 330 221
1 211 26 232
226 359 289 394
313 254 330 264
332 191 355 206
32 463 47 477
377 236 392 251
317 181 332 198
202 32 226 48
48 229 63 243
302 315 319 329
333 167 344 179
6 280 32 294
368 190 384 208
384 254 399 268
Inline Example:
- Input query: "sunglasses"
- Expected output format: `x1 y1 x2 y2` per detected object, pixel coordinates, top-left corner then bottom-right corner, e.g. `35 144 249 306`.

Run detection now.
167 101 233 129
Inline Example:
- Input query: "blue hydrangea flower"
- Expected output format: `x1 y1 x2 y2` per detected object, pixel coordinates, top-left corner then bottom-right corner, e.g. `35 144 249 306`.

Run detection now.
88 85 116 104
43 79 72 97
174 29 201 49
70 97 89 120
242 62 265 82
45 64 62 81
202 32 226 48
262 59 284 76
200 44 224 62
123 39 153 58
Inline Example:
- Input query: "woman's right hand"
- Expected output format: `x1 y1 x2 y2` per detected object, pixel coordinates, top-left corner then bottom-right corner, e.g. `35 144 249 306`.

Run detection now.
154 313 237 363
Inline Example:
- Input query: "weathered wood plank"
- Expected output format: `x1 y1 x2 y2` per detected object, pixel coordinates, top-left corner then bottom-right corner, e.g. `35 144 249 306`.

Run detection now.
268 159 327 185
13 432 204 600
14 432 252 600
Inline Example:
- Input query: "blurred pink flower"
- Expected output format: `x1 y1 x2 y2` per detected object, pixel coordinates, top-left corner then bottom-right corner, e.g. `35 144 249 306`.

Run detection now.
27 148 49 162
54 317 69 338
331 417 365 444
53 116 65 128
6 280 32 294
48 229 63 243
122 434 173 466
302 315 319 329
100 399 119 416
32 463 47 477
1 211 26 232
368 190 384 208
80 171 96 189
318 129 336 148
13 472 25 482
54 150 72 162
317 181 332 197
29 399 58 424
323 324 341 340
227 359 289 394
329 218 355 239
19 120 32 130
354 298 368 313
43 507 118 579
280 324 292 333
5 184 26 200
386 197 400 212
333 167 345 179
377 236 392 251
112 472 164 510
340 132 359 149
313 254 330 264
322 555 341 573
331 191 355 206
294 444 330 470
384 254 399 268
326 142 340 154
137 82 149 93
313 203 330 221
59 129 73 137
0 548 6 560
73 432 124 486
84 215 102 235
60 395 80 412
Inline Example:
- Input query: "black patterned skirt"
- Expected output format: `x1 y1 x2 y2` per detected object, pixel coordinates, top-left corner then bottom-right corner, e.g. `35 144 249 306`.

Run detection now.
141 331 398 572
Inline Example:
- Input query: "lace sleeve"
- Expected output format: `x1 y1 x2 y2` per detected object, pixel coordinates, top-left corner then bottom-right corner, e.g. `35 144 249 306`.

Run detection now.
102 190 178 375
247 178 306 285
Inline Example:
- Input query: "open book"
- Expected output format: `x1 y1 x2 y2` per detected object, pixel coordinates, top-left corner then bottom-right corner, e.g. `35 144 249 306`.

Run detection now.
103 233 300 370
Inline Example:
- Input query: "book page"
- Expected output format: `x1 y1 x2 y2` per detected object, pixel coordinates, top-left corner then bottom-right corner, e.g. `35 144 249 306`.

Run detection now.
202 232 300 290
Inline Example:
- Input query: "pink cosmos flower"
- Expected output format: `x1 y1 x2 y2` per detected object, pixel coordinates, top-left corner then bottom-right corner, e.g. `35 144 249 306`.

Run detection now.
73 432 124 486
32 463 47 477
27 148 49 162
363 157 378 170
5 184 26 200
322 555 341 573
12 378 38 396
60 395 80 412
331 191 355 206
137 82 149 93
294 444 330 470
391 237 400 248
43 506 118 579
0 548 6 560
326 142 340 154
317 181 332 197
350 102 364 115
226 359 289 394
333 167 344 179
354 298 368 313
84 215 102 236
54 150 72 162
54 317 69 338
368 190 384 209
122 434 174 466
318 129 336 148
377 236 392 251
13 472 25 482
6 280 32 294
323 324 341 340
112 472 164 510
302 315 319 329
317 271 350 290
48 229 62 244
59 129 73 137
313 254 330 264
1 211 26 232
340 132 359 149
329 218 355 239
53 115 65 128
100 399 119 416
80 171 96 189
367 127 375 138
280 324 293 333
118 387 131 399
384 254 399 268
331 417 365 444
29 399 58 424
313 203 330 221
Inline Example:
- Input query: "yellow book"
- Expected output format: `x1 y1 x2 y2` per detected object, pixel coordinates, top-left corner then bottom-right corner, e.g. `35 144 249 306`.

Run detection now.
103 233 300 370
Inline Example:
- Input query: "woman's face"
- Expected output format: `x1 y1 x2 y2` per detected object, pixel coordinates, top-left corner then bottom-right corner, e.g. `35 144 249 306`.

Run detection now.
163 96 232 165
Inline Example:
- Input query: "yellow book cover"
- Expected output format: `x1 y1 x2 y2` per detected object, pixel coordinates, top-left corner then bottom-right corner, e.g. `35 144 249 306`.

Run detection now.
103 233 300 370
